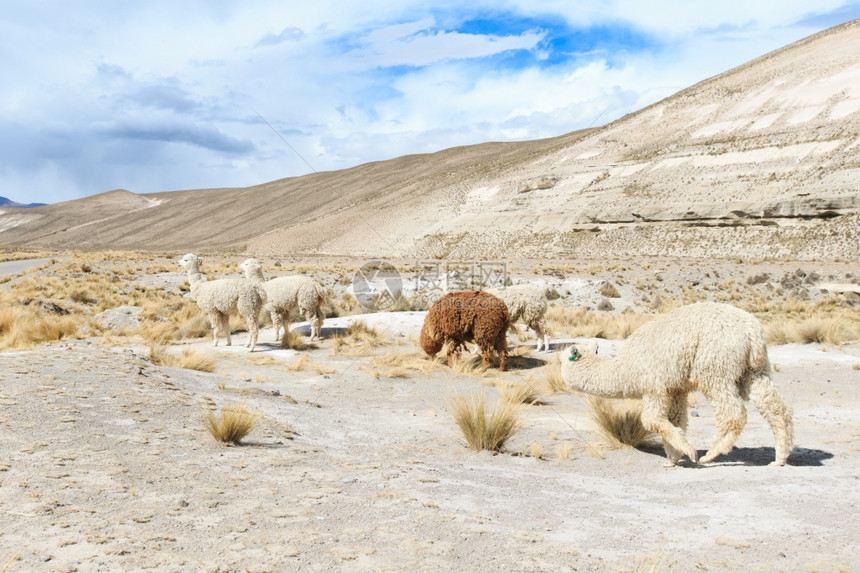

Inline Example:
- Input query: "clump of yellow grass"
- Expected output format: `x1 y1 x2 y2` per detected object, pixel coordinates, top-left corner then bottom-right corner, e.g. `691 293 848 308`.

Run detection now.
541 353 567 393
545 306 652 340
205 403 260 444
330 320 390 356
148 344 216 372
765 317 856 345
587 396 654 449
0 303 84 350
448 391 523 452
360 350 445 379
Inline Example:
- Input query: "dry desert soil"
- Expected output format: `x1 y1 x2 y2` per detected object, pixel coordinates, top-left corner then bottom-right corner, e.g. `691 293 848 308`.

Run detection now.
0 256 858 572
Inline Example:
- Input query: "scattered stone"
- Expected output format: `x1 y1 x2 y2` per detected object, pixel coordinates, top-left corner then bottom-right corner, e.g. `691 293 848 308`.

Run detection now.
93 306 141 330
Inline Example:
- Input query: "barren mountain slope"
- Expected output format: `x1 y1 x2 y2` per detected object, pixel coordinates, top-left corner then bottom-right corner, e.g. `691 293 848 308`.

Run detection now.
0 132 591 252
291 19 860 261
1 20 858 260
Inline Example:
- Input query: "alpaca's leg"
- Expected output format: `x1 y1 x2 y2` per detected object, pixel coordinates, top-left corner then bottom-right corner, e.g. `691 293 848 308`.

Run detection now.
668 393 690 431
641 395 698 466
748 374 794 466
302 307 322 341
245 314 259 351
496 333 508 372
446 339 462 367
661 393 690 465
480 346 491 369
530 319 549 351
221 314 232 346
208 312 222 346
699 387 747 464
271 310 281 341
314 309 325 340
498 346 508 372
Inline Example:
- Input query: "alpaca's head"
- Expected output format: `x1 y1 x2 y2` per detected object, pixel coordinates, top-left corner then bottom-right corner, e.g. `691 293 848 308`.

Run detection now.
419 323 443 358
178 253 201 271
561 342 599 368
238 258 264 280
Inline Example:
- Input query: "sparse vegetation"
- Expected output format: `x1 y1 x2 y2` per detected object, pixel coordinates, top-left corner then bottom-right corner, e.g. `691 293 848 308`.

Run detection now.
448 391 523 452
205 403 260 444
500 381 543 405
587 396 654 449
542 353 567 393
148 344 216 372
330 320 390 356
360 351 445 379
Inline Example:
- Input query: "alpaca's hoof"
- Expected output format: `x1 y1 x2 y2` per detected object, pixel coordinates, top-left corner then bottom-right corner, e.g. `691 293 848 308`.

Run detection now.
688 449 700 464
768 460 786 467
663 459 678 468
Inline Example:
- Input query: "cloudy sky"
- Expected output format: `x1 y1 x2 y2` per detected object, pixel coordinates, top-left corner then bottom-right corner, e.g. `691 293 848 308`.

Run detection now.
2 1 859 205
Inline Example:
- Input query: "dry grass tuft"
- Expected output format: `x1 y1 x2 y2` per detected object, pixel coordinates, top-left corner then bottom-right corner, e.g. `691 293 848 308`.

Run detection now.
448 391 523 452
205 403 260 444
281 328 317 350
1 554 21 573
285 354 310 372
175 347 216 372
766 317 856 345
587 396 654 449
793 318 855 345
331 320 390 356
599 281 621 298
541 353 567 393
500 381 544 405
546 306 652 340
360 350 444 379
0 302 84 350
148 344 216 372
554 442 574 462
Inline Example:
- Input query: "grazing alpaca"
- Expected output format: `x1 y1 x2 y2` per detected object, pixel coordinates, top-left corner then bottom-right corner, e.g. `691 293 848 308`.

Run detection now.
420 291 510 371
489 284 551 351
561 302 794 467
239 259 326 343
178 254 267 351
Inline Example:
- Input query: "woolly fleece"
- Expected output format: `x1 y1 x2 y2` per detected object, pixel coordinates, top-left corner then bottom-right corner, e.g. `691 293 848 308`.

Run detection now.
561 302 794 466
420 290 510 372
178 253 266 351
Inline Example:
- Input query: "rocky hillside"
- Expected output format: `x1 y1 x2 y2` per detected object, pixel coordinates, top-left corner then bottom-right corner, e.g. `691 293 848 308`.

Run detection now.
1 21 858 260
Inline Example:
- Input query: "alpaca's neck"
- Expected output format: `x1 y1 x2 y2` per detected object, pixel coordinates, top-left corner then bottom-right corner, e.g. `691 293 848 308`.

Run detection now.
245 267 265 282
568 357 638 399
184 265 205 293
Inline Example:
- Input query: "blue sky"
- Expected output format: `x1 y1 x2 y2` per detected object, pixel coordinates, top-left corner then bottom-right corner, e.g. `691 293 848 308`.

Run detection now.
2 1 859 205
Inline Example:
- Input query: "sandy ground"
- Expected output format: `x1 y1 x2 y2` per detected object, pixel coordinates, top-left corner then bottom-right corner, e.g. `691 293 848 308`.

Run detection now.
1 303 858 572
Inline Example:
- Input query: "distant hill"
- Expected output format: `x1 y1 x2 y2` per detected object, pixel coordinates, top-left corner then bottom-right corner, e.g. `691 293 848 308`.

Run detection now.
1 20 858 261
0 196 46 208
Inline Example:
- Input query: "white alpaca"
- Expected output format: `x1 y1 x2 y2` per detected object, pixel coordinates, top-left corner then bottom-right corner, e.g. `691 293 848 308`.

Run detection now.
240 259 326 343
178 253 267 351
561 302 794 467
489 284 551 351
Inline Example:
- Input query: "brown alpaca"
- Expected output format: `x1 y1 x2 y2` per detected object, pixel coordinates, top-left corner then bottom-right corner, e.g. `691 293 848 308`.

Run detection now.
420 291 510 371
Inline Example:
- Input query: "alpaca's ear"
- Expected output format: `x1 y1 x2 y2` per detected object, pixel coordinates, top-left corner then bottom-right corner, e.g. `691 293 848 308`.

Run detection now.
567 346 579 361
586 341 598 355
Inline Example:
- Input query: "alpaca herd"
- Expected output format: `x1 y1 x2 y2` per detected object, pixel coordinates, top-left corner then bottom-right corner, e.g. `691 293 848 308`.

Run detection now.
177 254 795 467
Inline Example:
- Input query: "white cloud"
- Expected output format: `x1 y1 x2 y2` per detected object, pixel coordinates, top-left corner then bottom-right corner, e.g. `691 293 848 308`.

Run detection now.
0 1 858 204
